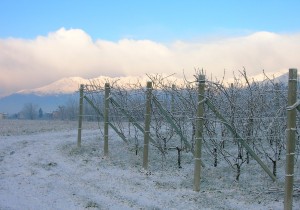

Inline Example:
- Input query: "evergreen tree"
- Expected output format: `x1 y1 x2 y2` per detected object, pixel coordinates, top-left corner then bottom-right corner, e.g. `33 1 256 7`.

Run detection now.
39 108 43 119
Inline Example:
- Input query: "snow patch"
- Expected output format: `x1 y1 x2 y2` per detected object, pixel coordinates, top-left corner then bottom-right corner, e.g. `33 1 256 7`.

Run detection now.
0 120 299 209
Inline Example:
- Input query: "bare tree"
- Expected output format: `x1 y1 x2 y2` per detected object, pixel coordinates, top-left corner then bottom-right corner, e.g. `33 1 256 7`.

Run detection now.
21 103 38 120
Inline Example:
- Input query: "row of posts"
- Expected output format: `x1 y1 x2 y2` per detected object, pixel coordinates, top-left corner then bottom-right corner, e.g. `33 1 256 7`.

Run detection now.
77 76 205 192
141 78 204 191
76 69 297 209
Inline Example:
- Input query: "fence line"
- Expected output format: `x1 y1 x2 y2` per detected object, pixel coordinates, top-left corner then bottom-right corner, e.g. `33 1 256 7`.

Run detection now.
76 70 299 199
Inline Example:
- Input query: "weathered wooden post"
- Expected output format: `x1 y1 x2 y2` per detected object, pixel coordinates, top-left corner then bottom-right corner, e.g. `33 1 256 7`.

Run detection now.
77 84 84 148
193 74 205 192
104 83 110 156
143 81 152 170
284 68 298 210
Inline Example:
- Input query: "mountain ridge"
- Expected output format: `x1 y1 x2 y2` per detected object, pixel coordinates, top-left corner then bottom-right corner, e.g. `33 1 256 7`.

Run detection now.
14 75 154 96
6 71 295 98
0 75 152 114
0 72 294 115
17 77 90 96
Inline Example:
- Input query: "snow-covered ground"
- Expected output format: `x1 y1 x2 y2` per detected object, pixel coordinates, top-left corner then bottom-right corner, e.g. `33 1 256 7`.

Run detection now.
0 120 299 210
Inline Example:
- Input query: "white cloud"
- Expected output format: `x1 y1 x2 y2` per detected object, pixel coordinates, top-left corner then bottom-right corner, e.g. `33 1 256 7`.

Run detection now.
0 28 299 96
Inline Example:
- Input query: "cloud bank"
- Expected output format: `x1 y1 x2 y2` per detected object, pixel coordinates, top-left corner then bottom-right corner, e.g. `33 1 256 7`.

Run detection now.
0 28 299 96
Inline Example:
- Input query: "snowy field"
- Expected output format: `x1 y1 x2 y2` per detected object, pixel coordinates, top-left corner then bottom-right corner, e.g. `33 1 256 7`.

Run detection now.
0 120 299 210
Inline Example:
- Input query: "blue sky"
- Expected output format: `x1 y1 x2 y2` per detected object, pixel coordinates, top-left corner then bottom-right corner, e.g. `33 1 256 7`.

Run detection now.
0 0 300 96
1 0 299 41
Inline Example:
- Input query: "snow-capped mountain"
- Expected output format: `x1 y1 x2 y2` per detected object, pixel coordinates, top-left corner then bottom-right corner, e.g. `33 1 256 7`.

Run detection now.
0 75 151 114
0 77 88 114
0 72 294 115
17 77 90 96
15 75 154 96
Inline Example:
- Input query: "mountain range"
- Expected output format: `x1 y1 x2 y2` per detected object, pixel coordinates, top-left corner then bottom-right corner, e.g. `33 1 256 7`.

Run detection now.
0 72 294 115
0 75 150 115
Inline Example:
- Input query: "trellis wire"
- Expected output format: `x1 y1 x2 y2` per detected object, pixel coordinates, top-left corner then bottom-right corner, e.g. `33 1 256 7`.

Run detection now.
77 71 299 200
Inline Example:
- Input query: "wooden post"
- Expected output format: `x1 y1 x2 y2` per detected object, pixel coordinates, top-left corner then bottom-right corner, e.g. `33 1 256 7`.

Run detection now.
143 81 152 170
284 68 297 210
194 75 205 192
77 84 84 148
104 83 110 156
